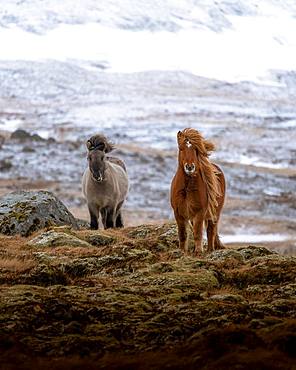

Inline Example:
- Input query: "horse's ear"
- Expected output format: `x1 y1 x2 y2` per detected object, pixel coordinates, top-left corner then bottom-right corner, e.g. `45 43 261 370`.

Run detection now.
86 140 94 150
177 131 183 144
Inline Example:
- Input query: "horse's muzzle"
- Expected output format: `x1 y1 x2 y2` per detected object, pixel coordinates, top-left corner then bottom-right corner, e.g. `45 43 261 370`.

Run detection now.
92 172 104 182
184 163 196 175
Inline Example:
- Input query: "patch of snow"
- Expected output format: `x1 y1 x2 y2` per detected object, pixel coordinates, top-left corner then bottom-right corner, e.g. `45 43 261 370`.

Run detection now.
0 118 22 132
221 233 292 243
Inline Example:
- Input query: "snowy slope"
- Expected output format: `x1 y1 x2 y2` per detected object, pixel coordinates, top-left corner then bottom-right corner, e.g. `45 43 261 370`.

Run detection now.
1 1 296 82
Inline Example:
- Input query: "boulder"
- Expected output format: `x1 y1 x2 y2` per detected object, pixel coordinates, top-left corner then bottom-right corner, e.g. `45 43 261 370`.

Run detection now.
28 230 91 248
10 129 44 142
208 249 245 263
237 245 276 260
0 191 78 236
83 232 115 247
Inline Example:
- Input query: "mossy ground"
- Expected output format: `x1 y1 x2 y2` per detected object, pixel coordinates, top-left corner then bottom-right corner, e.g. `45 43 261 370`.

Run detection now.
0 223 295 369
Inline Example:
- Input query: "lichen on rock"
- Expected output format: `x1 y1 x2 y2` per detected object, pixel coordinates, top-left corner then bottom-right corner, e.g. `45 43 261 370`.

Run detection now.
28 230 91 248
0 190 78 236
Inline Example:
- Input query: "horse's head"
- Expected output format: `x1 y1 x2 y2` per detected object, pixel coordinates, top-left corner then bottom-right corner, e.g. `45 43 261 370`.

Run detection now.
87 149 106 182
177 131 199 176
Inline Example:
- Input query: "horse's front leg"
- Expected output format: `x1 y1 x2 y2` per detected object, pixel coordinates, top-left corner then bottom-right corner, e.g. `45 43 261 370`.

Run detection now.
88 204 99 230
175 213 188 253
192 212 204 256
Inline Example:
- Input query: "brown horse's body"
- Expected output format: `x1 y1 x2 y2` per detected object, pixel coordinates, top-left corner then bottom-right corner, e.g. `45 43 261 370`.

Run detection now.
170 128 226 255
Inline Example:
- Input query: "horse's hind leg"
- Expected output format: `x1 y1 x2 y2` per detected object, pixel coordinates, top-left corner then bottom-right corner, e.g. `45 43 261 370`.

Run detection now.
208 219 224 250
115 202 124 228
105 208 115 229
214 233 224 250
88 205 99 230
115 212 124 228
206 220 215 252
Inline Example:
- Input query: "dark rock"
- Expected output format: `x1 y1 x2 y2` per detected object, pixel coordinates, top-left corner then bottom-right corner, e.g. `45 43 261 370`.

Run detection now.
22 146 36 153
10 129 44 142
0 135 5 149
0 159 13 171
0 190 78 236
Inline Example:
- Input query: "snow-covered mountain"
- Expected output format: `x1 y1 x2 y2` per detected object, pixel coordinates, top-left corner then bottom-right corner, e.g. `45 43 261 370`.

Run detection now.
1 0 296 82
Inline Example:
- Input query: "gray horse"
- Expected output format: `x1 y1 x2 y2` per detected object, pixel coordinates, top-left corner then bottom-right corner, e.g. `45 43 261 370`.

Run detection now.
82 136 128 229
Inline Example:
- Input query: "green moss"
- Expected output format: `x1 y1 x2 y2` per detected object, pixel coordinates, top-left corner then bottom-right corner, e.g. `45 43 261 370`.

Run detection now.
1 223 296 367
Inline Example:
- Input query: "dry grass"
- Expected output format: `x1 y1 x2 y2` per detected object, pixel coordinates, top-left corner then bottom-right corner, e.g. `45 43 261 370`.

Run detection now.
0 235 36 273
0 256 36 272
0 235 28 249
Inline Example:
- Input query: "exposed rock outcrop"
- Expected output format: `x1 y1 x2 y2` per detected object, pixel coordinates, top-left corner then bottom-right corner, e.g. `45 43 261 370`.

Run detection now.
0 190 78 236
28 230 91 248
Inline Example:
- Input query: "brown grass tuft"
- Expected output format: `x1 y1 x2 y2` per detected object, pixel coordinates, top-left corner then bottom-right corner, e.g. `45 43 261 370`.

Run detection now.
0 257 36 272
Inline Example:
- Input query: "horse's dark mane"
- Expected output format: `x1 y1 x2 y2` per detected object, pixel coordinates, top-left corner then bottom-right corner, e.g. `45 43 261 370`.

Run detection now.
86 135 126 172
86 134 115 153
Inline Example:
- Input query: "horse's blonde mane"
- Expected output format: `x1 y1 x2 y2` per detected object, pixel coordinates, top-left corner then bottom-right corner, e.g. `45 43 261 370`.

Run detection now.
180 128 221 221
179 128 215 156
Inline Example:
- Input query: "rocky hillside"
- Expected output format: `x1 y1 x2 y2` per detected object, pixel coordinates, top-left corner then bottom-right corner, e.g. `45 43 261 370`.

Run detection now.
1 219 295 369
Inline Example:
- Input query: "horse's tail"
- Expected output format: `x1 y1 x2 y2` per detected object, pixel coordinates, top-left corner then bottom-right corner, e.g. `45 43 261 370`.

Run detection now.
199 157 222 222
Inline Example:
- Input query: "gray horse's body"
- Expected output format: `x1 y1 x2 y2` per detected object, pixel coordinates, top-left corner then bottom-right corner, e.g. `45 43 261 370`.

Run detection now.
82 158 128 229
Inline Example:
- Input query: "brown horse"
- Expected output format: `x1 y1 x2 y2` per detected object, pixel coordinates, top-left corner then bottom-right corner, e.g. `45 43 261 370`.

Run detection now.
170 128 226 255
